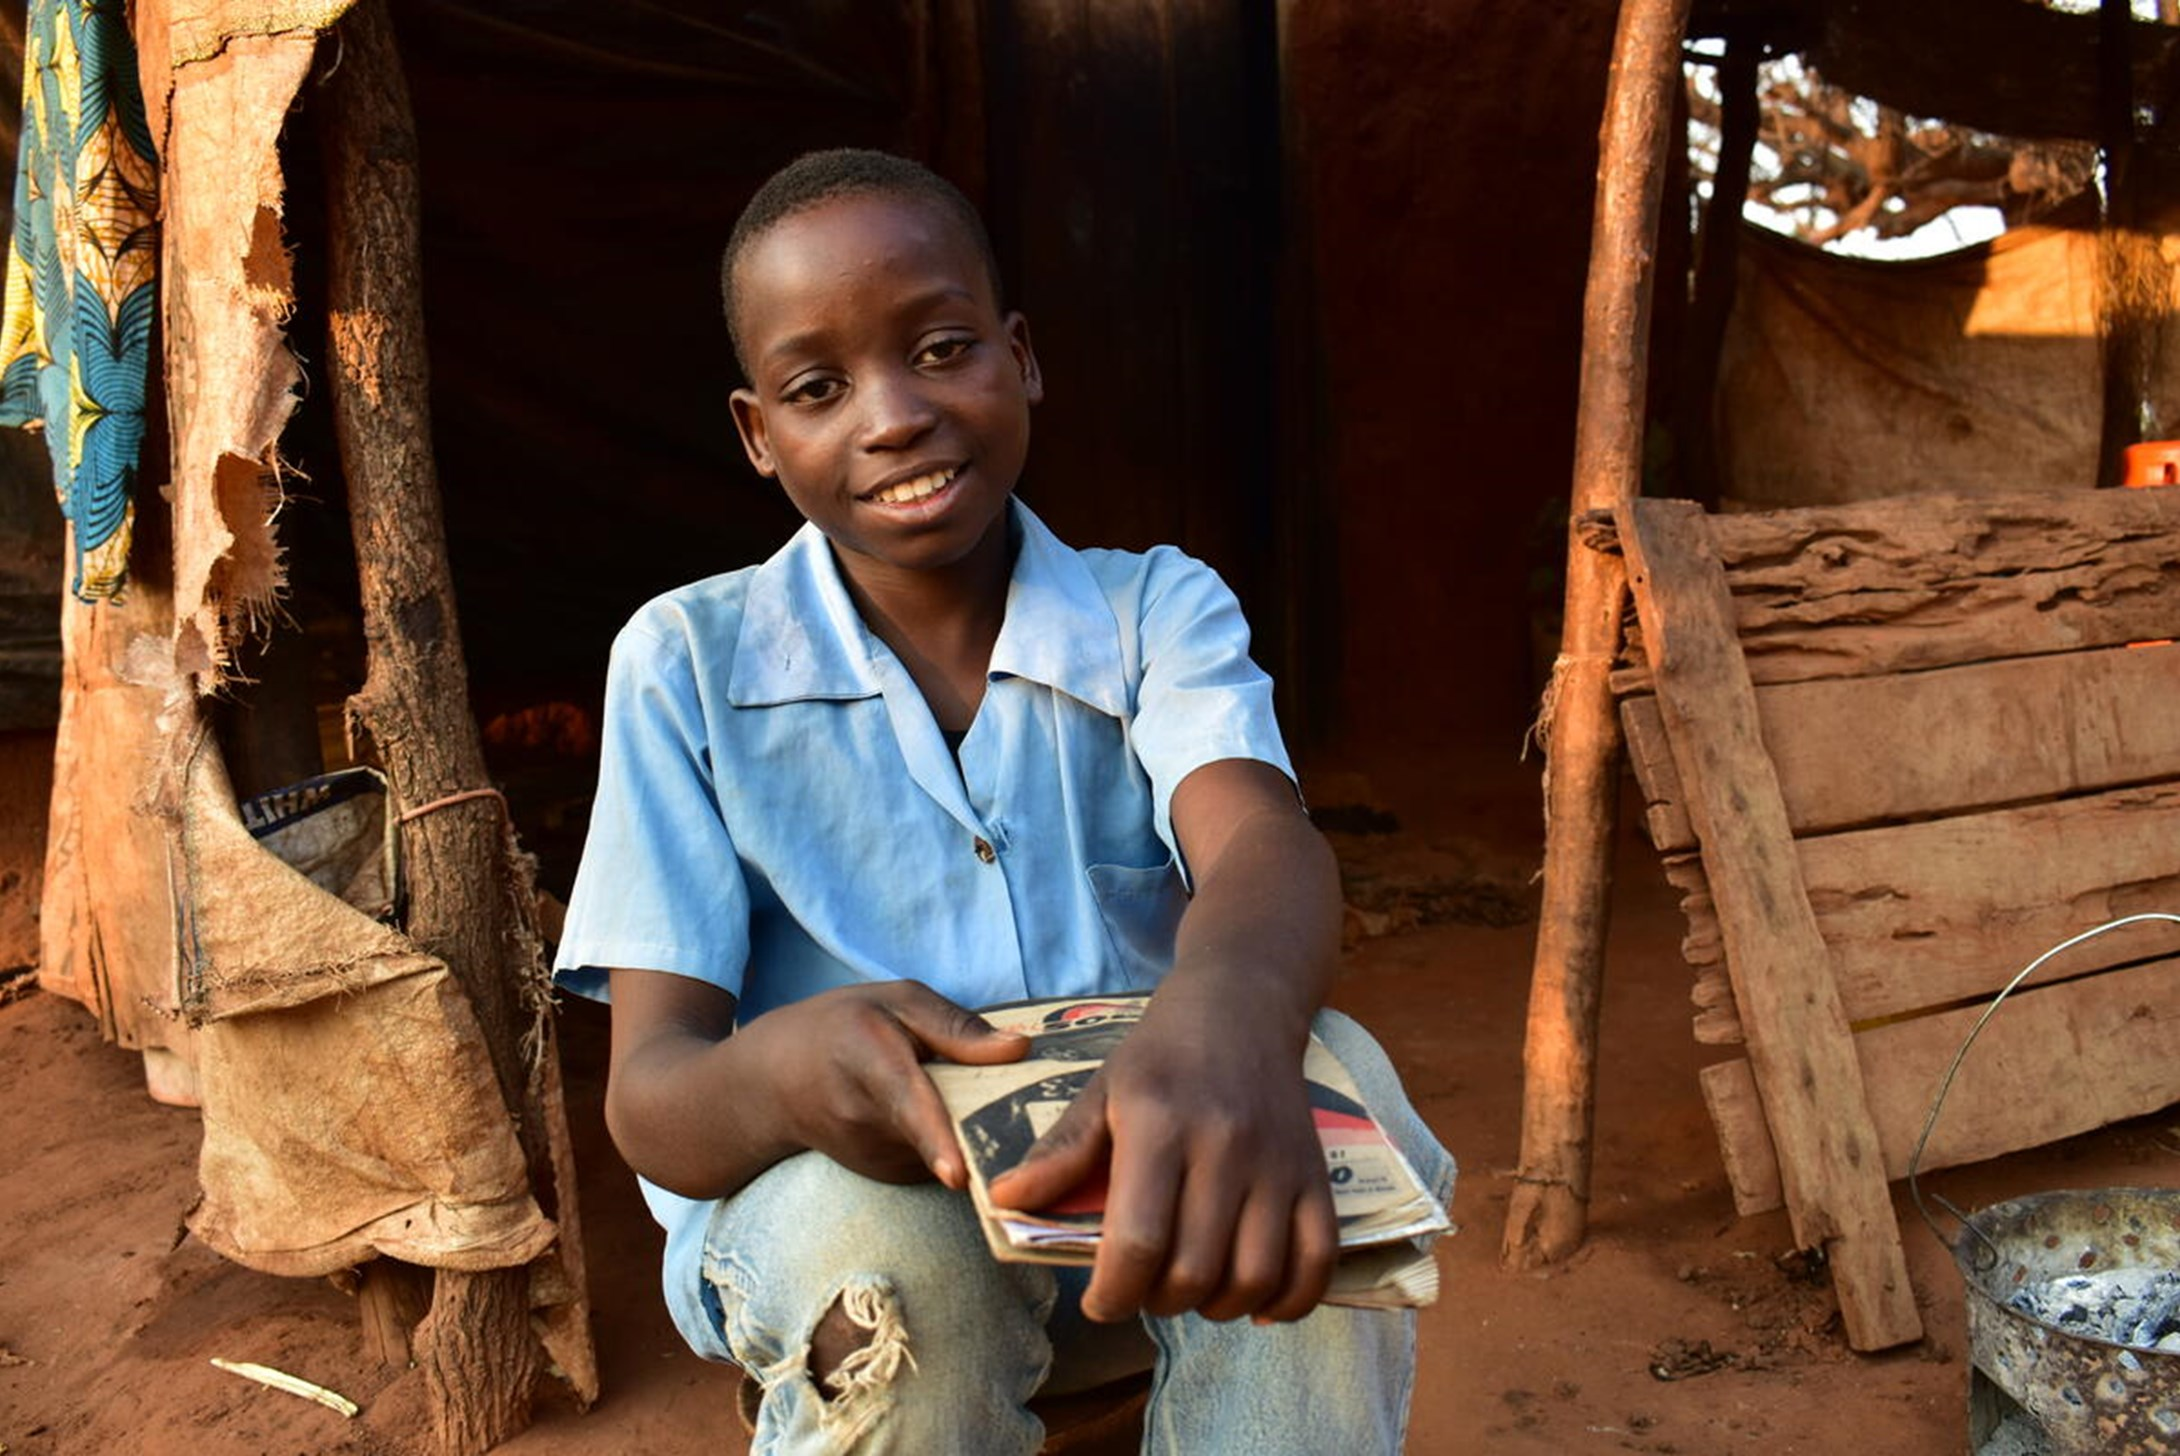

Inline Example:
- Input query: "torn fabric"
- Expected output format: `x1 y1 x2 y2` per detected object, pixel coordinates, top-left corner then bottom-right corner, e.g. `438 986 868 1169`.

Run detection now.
37 570 194 1061
1715 202 2180 508
177 725 556 1275
168 3 357 67
148 16 317 685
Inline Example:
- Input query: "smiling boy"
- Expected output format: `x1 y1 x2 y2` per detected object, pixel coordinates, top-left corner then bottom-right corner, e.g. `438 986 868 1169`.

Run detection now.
554 149 1454 1453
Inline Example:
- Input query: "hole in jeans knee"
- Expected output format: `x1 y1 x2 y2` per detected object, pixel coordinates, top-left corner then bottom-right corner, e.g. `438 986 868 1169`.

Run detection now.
809 1277 915 1404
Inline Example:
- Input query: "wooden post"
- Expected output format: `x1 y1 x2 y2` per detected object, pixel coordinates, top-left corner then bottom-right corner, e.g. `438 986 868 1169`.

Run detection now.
2095 0 2156 489
357 1259 435 1367
318 4 556 1449
1503 0 1691 1271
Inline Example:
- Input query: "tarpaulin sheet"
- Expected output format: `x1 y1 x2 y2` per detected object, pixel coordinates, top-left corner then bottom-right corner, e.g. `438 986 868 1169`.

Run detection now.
37 580 191 1058
177 727 556 1276
1715 208 2179 508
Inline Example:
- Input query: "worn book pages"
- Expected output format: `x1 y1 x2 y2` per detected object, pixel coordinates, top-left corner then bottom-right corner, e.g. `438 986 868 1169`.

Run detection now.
925 994 1450 1310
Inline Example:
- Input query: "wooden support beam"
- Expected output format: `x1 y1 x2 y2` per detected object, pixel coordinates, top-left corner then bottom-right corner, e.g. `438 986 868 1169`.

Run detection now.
318 3 577 1447
1503 0 1691 1271
358 1259 434 1367
2095 0 2168 492
1619 497 1920 1351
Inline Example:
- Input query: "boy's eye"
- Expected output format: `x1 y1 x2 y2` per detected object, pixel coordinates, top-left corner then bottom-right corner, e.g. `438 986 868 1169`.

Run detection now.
782 375 844 405
915 335 974 367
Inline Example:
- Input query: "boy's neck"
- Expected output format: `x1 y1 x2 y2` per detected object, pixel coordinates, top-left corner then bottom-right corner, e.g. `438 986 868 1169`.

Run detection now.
831 516 1017 734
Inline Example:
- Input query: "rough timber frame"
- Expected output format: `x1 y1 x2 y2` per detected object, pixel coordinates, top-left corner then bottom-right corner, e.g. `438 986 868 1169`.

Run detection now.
1609 487 2180 1352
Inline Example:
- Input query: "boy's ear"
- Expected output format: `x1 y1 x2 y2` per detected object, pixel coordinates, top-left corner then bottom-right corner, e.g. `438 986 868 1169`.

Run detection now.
728 387 777 477
1005 312 1044 406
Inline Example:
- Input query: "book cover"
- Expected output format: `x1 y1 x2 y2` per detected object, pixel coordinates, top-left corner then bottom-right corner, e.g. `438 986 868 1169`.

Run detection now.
925 994 1451 1309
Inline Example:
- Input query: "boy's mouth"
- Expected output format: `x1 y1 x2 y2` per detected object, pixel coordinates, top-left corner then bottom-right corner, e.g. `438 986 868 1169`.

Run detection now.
864 465 960 506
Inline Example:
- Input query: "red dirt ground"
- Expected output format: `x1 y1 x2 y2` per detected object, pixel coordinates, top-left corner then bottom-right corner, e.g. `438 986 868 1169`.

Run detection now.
2 768 2175 1455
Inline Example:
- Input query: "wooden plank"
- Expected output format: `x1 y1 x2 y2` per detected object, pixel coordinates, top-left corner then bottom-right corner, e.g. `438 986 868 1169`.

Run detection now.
1702 956 2180 1216
1698 488 2180 685
1617 693 1692 852
1626 645 2180 852
1620 497 1922 1350
1658 854 1743 1044
1664 782 2180 1032
1803 783 2180 1023
1697 1063 1783 1219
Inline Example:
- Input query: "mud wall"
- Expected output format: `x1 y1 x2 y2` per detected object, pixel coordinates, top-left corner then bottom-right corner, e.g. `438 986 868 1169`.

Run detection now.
1285 1 1621 769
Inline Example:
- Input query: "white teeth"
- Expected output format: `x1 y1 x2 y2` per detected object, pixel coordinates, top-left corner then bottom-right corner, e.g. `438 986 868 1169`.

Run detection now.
870 468 956 505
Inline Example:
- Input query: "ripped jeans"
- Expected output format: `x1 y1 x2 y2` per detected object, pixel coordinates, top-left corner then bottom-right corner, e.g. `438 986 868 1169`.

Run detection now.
696 1010 1457 1455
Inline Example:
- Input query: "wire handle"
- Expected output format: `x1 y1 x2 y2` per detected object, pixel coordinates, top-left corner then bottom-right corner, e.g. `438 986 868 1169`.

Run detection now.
1908 911 2180 1258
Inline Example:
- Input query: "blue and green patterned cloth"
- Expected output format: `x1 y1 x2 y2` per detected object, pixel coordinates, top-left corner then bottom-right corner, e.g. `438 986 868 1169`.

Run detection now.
0 0 157 602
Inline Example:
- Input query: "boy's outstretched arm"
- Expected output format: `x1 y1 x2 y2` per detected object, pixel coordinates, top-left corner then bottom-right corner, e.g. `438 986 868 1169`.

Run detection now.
604 971 1029 1201
989 758 1343 1324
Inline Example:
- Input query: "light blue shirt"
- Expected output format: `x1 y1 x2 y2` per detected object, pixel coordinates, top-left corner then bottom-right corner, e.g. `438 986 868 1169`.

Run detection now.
554 499 1294 1360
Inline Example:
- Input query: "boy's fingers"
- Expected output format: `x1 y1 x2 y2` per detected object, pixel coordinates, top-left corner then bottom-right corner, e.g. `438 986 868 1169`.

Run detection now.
1256 1183 1339 1324
884 983 1030 1064
1081 1124 1184 1322
1198 1189 1292 1323
1142 1164 1245 1318
889 1064 974 1189
988 1083 1109 1209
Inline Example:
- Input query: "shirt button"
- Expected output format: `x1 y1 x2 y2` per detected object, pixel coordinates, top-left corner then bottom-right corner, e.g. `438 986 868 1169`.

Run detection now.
973 836 997 864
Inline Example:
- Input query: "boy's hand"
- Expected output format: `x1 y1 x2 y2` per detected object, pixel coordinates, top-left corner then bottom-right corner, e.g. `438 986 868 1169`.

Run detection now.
987 993 1338 1325
606 969 1026 1200
989 758 1347 1327
757 980 1031 1187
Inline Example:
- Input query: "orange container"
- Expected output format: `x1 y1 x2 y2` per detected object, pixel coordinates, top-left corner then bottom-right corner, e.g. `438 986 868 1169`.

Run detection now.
2121 442 2180 645
2121 440 2180 488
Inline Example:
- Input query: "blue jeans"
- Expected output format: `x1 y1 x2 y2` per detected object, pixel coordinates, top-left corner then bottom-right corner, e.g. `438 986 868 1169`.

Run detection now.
697 1011 1456 1455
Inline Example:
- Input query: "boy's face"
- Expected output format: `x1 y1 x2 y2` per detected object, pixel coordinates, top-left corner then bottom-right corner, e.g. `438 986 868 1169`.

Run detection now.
728 192 1042 585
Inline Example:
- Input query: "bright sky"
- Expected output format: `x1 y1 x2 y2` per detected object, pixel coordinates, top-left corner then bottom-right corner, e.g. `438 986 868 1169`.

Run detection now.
2042 0 2159 14
1681 9 2123 265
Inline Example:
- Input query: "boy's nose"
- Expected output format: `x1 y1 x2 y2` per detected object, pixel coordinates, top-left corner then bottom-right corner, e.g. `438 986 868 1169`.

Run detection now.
857 371 938 448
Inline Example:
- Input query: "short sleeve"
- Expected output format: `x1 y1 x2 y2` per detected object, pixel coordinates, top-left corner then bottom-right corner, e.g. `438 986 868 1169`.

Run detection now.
1126 551 1297 872
552 617 752 1003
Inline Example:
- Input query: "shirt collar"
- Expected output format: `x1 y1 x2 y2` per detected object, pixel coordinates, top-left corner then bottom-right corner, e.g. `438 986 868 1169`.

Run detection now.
990 502 1128 718
728 500 1128 719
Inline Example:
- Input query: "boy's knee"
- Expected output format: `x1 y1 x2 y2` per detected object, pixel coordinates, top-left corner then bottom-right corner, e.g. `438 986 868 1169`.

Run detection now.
808 1278 912 1398
783 1270 1046 1453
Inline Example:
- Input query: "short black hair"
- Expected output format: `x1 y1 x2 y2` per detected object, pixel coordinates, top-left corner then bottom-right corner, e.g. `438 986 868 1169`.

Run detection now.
721 149 1003 377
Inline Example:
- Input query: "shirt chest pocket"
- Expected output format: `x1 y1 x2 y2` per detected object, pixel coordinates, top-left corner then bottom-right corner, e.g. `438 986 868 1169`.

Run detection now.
1085 861 1187 990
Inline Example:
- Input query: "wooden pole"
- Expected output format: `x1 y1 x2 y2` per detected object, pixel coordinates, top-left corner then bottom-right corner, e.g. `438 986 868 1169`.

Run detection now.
318 4 556 1449
2096 0 2151 490
1503 0 1691 1271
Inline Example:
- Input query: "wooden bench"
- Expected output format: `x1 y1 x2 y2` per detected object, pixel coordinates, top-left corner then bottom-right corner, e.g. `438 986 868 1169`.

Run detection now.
1609 487 2180 1351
